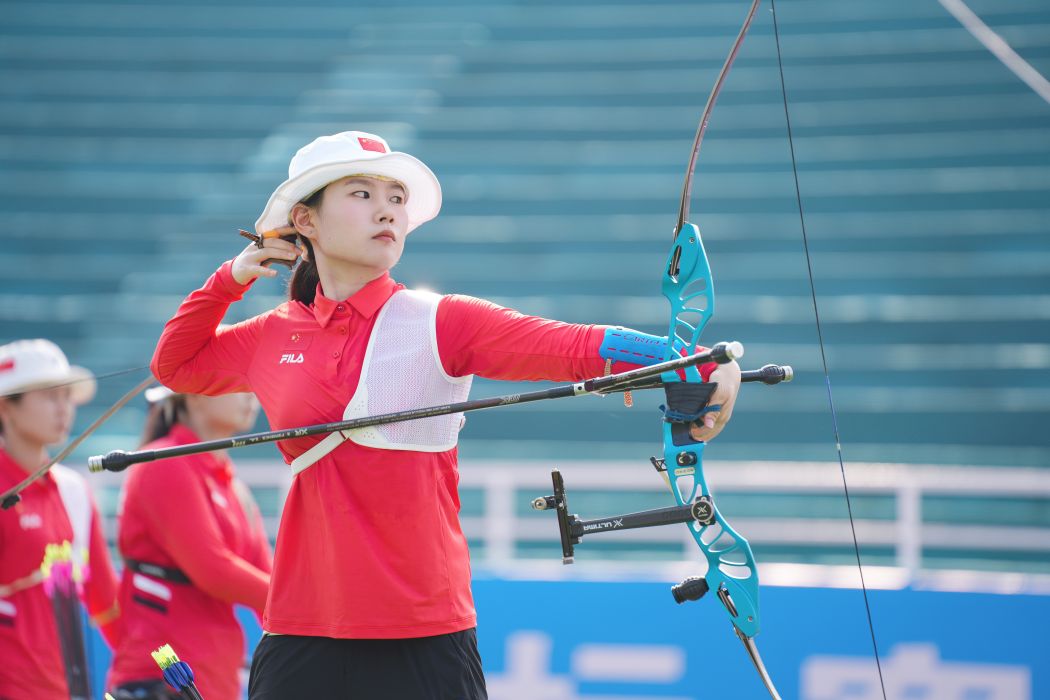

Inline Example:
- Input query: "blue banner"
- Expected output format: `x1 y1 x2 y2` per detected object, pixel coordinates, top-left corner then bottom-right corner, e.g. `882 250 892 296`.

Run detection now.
471 577 1045 700
89 578 1048 699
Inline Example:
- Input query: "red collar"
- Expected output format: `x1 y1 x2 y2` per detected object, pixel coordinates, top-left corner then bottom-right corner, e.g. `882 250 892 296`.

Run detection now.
310 273 400 328
0 446 55 493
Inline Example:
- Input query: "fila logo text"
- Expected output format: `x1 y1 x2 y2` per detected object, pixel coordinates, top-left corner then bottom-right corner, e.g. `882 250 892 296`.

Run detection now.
279 353 305 364
20 513 43 530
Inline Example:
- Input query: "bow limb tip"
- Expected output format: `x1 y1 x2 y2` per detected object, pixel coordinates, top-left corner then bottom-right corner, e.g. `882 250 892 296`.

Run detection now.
736 628 784 700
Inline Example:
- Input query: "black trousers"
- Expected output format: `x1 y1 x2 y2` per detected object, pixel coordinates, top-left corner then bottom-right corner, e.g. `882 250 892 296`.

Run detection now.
248 629 488 700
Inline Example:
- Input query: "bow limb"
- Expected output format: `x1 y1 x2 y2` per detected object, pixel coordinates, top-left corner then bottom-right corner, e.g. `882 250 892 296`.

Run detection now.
676 0 763 238
659 225 779 698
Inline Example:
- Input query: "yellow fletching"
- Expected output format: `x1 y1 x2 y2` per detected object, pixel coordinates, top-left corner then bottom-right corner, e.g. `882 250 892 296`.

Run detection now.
150 643 179 669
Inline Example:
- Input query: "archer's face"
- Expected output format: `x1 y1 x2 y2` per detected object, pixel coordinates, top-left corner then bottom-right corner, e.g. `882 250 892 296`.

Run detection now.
306 176 409 275
0 386 75 447
185 392 259 436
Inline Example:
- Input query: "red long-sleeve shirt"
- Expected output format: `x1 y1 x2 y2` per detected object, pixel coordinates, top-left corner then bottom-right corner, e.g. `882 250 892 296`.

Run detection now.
0 450 121 700
151 261 692 639
108 424 272 700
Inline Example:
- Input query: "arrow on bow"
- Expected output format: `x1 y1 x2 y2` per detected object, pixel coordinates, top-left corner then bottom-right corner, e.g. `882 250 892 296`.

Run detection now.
85 344 794 473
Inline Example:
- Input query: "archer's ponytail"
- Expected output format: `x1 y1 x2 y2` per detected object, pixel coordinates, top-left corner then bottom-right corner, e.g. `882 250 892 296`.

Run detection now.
287 186 325 305
288 236 319 305
140 395 186 446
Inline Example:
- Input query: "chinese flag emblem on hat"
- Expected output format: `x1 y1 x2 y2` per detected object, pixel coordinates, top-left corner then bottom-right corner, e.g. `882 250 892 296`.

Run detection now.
358 137 387 153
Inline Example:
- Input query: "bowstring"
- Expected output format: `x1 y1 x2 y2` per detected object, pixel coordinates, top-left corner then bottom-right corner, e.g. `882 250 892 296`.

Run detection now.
0 370 152 507
767 0 889 696
0 365 149 401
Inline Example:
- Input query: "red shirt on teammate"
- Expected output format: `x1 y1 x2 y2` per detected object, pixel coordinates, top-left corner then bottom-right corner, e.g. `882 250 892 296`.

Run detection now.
0 339 121 700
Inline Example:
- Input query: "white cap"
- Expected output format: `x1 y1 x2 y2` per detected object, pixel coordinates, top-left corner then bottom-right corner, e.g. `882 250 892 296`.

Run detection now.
144 385 175 403
0 339 96 405
254 130 442 235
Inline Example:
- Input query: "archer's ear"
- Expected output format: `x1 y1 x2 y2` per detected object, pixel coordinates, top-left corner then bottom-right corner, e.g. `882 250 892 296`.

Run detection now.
289 203 317 240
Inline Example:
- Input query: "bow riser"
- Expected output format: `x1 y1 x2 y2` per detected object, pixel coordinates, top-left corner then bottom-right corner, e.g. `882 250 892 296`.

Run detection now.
660 438 762 639
660 220 762 640
663 223 715 358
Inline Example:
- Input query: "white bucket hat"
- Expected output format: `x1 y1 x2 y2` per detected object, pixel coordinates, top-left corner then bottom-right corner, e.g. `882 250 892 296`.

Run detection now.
254 130 442 235
0 339 96 405
143 385 176 403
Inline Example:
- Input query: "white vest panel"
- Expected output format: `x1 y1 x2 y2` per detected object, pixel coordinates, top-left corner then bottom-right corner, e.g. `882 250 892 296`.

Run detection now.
52 465 91 578
291 290 473 475
0 465 91 597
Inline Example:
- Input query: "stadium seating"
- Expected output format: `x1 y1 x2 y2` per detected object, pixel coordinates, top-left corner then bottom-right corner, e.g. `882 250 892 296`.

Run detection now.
3 0 1048 570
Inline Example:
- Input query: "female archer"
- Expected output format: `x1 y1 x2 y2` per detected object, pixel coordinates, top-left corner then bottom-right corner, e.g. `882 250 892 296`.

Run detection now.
150 130 741 698
107 386 271 700
0 339 122 699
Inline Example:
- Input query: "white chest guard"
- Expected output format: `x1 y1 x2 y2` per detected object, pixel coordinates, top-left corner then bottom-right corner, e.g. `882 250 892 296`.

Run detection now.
290 290 473 476
0 465 92 598
52 465 91 576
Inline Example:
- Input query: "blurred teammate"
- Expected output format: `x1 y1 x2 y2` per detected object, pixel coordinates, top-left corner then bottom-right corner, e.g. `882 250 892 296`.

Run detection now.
150 130 741 698
0 339 121 699
107 387 272 700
